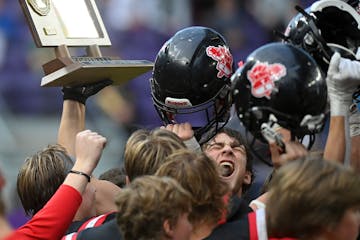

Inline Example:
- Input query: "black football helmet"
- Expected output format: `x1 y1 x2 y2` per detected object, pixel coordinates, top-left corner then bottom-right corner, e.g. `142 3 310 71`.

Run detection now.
283 0 360 73
150 26 234 144
232 42 328 146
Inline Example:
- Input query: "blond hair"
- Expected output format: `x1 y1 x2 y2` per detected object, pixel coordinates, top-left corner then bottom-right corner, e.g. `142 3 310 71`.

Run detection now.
156 149 229 227
124 128 186 181
267 156 360 238
116 175 192 240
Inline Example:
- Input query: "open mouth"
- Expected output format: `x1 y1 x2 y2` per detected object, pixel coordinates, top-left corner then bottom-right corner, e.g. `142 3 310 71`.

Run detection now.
219 161 235 177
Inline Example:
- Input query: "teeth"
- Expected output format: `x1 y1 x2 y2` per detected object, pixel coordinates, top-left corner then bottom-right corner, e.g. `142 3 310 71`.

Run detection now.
219 162 234 177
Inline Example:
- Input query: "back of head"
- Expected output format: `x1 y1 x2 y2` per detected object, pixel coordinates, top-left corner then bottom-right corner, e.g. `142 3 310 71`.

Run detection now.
231 42 327 145
151 26 234 144
99 167 127 188
124 128 186 181
266 156 360 238
17 144 73 216
115 175 192 240
155 149 228 226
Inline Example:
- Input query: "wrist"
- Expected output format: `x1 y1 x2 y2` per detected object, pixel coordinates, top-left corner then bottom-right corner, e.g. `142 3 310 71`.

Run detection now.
69 170 91 182
62 87 87 105
329 97 352 116
72 161 93 176
349 108 360 137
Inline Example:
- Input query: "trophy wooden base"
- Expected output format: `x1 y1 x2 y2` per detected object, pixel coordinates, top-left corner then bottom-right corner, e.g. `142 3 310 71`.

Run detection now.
41 59 153 87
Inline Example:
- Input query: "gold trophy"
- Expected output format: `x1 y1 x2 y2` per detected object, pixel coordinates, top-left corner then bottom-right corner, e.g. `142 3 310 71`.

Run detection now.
19 0 154 87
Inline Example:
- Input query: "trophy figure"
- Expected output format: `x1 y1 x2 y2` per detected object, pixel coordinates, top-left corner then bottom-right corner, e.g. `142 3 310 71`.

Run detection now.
19 0 154 87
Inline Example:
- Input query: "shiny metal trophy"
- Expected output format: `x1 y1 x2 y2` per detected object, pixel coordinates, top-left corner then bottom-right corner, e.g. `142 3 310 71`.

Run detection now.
19 0 154 87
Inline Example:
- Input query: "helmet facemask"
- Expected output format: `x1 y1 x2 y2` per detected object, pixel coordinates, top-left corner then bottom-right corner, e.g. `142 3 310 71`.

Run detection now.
152 83 232 144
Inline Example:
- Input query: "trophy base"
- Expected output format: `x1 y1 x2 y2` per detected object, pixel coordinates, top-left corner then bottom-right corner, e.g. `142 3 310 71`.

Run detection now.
41 60 153 87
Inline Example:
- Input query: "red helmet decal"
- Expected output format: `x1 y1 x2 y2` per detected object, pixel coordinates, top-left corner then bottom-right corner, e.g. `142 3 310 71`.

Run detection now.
206 45 233 79
247 62 287 99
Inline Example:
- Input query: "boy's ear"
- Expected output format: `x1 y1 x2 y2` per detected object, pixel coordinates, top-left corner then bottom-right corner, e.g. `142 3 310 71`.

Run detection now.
243 170 252 185
163 219 174 238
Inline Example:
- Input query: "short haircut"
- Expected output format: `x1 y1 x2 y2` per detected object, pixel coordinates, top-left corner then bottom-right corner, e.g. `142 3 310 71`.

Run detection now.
17 144 73 216
266 156 360 238
99 167 127 188
156 149 229 227
124 128 186 181
116 175 192 240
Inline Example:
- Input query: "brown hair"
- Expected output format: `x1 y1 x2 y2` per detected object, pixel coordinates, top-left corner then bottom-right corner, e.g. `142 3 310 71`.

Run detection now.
266 156 360 238
156 149 229 227
116 175 192 240
124 128 186 181
17 144 73 216
99 167 127 188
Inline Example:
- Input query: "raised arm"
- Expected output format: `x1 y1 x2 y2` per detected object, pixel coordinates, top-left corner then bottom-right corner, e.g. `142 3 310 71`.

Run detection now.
323 52 360 163
57 80 112 157
6 130 107 240
58 100 85 157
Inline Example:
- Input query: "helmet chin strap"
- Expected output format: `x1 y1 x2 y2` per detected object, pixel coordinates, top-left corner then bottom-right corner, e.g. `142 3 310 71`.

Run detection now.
246 130 273 167
298 134 316 150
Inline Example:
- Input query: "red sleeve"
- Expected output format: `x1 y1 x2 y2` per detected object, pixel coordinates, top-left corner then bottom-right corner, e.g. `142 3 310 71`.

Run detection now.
6 184 82 240
217 193 230 225
248 211 258 240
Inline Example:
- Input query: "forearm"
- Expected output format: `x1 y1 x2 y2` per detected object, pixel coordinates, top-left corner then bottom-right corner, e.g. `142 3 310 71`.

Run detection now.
350 136 360 173
324 116 346 163
58 100 85 157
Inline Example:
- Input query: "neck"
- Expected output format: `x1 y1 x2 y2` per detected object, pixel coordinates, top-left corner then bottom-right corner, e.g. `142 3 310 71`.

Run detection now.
300 234 329 240
190 221 217 240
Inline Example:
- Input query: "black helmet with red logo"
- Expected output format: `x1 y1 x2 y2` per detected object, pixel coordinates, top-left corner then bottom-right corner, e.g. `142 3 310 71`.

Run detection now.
232 42 327 144
150 26 234 143
283 0 360 73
